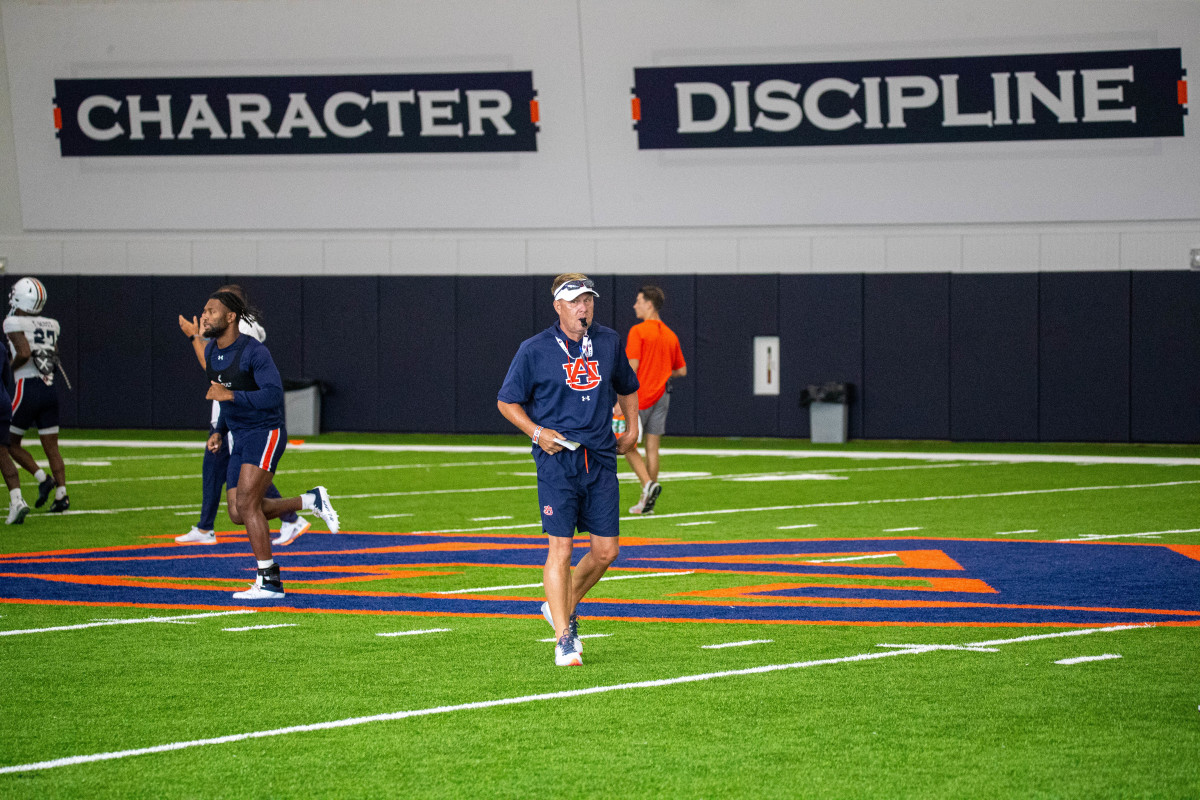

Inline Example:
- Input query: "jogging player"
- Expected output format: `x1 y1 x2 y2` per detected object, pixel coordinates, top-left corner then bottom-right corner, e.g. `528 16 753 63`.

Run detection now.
497 273 640 666
177 285 309 546
0 340 28 524
4 277 68 512
200 289 339 599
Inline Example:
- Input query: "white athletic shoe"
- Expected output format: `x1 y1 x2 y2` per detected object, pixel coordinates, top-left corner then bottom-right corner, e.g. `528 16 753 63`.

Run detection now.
307 486 340 534
176 527 216 544
273 516 311 546
6 499 29 525
233 565 285 600
541 601 582 651
554 632 583 667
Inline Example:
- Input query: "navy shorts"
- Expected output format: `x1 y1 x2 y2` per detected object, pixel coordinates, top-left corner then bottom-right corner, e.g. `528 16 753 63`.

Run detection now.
10 377 59 435
535 447 620 538
226 427 287 489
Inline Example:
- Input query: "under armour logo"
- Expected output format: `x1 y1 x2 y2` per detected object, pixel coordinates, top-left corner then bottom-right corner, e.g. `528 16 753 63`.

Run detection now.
216 355 225 361
562 357 602 391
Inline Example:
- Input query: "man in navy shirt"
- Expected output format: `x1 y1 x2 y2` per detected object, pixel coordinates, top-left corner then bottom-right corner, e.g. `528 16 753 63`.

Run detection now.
497 273 640 666
201 289 340 600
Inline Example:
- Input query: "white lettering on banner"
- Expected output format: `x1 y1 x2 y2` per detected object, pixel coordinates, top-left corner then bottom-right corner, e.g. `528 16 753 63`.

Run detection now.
72 88 522 143
671 68 1137 136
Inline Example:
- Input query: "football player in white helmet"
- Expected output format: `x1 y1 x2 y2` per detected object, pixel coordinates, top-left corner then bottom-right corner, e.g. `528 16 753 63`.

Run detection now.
175 284 309 545
4 277 69 512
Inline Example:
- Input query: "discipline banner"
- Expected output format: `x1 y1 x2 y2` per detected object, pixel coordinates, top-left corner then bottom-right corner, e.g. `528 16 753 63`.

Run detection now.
633 49 1186 150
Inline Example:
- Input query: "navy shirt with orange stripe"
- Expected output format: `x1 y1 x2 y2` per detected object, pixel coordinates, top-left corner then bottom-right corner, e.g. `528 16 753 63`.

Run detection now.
204 334 285 433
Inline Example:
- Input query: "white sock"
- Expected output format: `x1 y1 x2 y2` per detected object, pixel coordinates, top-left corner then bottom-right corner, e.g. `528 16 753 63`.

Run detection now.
55 486 66 500
10 488 22 504
301 492 315 510
33 469 47 484
257 559 275 570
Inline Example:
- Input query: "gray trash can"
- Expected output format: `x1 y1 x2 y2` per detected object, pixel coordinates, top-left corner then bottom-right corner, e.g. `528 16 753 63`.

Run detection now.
283 379 322 436
800 383 852 444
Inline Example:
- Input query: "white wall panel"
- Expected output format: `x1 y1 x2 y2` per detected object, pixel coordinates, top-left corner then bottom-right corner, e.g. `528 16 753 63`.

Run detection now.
63 239 126 274
1039 232 1122 272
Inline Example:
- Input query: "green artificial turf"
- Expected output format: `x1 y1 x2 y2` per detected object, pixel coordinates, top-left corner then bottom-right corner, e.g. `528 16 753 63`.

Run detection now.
1 433 1198 798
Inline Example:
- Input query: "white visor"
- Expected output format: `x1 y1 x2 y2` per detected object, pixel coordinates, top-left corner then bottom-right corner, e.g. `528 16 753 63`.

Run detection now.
553 281 599 302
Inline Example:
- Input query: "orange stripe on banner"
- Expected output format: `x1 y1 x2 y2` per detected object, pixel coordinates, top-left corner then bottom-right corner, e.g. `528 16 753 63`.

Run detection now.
53 107 62 130
1179 80 1188 105
530 99 539 124
631 96 641 121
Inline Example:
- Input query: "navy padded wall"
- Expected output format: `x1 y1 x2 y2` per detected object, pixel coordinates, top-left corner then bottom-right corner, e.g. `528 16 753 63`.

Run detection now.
949 274 1039 441
458 276 536 433
694 274 779 436
863 274 950 440
150 276 215 429
378 277 457 432
613 275 696 435
778 274 863 439
233 277 304 383
77 276 152 428
1130 271 1200 443
1039 272 1130 442
303 277 380 432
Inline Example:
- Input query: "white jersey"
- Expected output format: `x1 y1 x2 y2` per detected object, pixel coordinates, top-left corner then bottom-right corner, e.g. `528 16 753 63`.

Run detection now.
4 314 61 385
209 318 267 428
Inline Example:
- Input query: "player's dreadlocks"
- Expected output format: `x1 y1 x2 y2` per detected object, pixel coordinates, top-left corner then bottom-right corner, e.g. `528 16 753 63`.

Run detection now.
209 289 262 327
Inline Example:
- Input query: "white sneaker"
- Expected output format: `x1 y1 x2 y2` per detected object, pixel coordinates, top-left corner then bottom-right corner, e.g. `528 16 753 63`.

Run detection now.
6 500 29 525
273 516 311 546
232 579 286 600
628 482 652 515
176 527 216 544
307 486 340 534
554 632 583 667
541 601 582 651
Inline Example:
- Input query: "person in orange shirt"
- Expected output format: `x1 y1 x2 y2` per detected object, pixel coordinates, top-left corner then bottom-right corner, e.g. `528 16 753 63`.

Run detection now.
623 285 686 514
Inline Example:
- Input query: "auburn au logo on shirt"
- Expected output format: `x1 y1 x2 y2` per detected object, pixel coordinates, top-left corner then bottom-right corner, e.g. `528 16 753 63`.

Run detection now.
562 357 601 391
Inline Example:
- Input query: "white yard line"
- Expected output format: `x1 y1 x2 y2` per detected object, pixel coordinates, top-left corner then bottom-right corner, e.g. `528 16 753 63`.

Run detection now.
777 524 817 530
0 610 255 637
50 439 1200 466
369 513 414 520
0 623 1151 775
223 624 297 632
435 570 695 595
1055 654 1122 665
376 628 452 638
995 530 1038 535
676 521 715 526
539 633 613 643
69 459 531 486
1057 528 1200 542
807 553 898 564
883 527 923 532
702 640 773 649
965 624 1151 648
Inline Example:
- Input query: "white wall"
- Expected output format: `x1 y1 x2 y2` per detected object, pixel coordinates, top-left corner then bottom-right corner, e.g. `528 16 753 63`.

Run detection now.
1 0 1198 276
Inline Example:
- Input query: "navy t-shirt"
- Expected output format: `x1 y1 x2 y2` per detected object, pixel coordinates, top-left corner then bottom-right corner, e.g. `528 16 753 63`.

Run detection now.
205 334 285 433
498 322 639 470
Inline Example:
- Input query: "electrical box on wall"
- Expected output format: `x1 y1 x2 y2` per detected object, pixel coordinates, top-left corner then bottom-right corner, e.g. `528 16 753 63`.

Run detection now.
753 336 780 396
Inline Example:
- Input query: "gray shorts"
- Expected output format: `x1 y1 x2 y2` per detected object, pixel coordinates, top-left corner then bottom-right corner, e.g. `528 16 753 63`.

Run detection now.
638 392 670 437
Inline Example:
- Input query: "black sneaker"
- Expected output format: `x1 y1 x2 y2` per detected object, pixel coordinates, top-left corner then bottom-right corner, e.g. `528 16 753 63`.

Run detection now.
641 482 662 514
49 495 70 513
35 477 55 508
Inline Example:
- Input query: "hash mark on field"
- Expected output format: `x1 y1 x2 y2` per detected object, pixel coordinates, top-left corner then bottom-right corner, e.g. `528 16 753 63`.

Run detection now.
876 643 999 653
777 523 817 530
370 513 414 519
223 624 297 632
472 515 513 521
1056 653 1122 665
0 610 256 636
377 628 451 638
0 624 1152 775
676 521 715 527
995 529 1038 535
435 570 694 594
702 640 773 649
883 527 922 532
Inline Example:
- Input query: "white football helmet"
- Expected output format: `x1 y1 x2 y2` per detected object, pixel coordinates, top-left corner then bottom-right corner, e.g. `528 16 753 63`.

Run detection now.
9 277 47 314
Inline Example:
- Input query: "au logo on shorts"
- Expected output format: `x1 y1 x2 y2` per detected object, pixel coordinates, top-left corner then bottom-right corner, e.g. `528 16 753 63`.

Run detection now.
543 505 553 516
562 357 601 391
